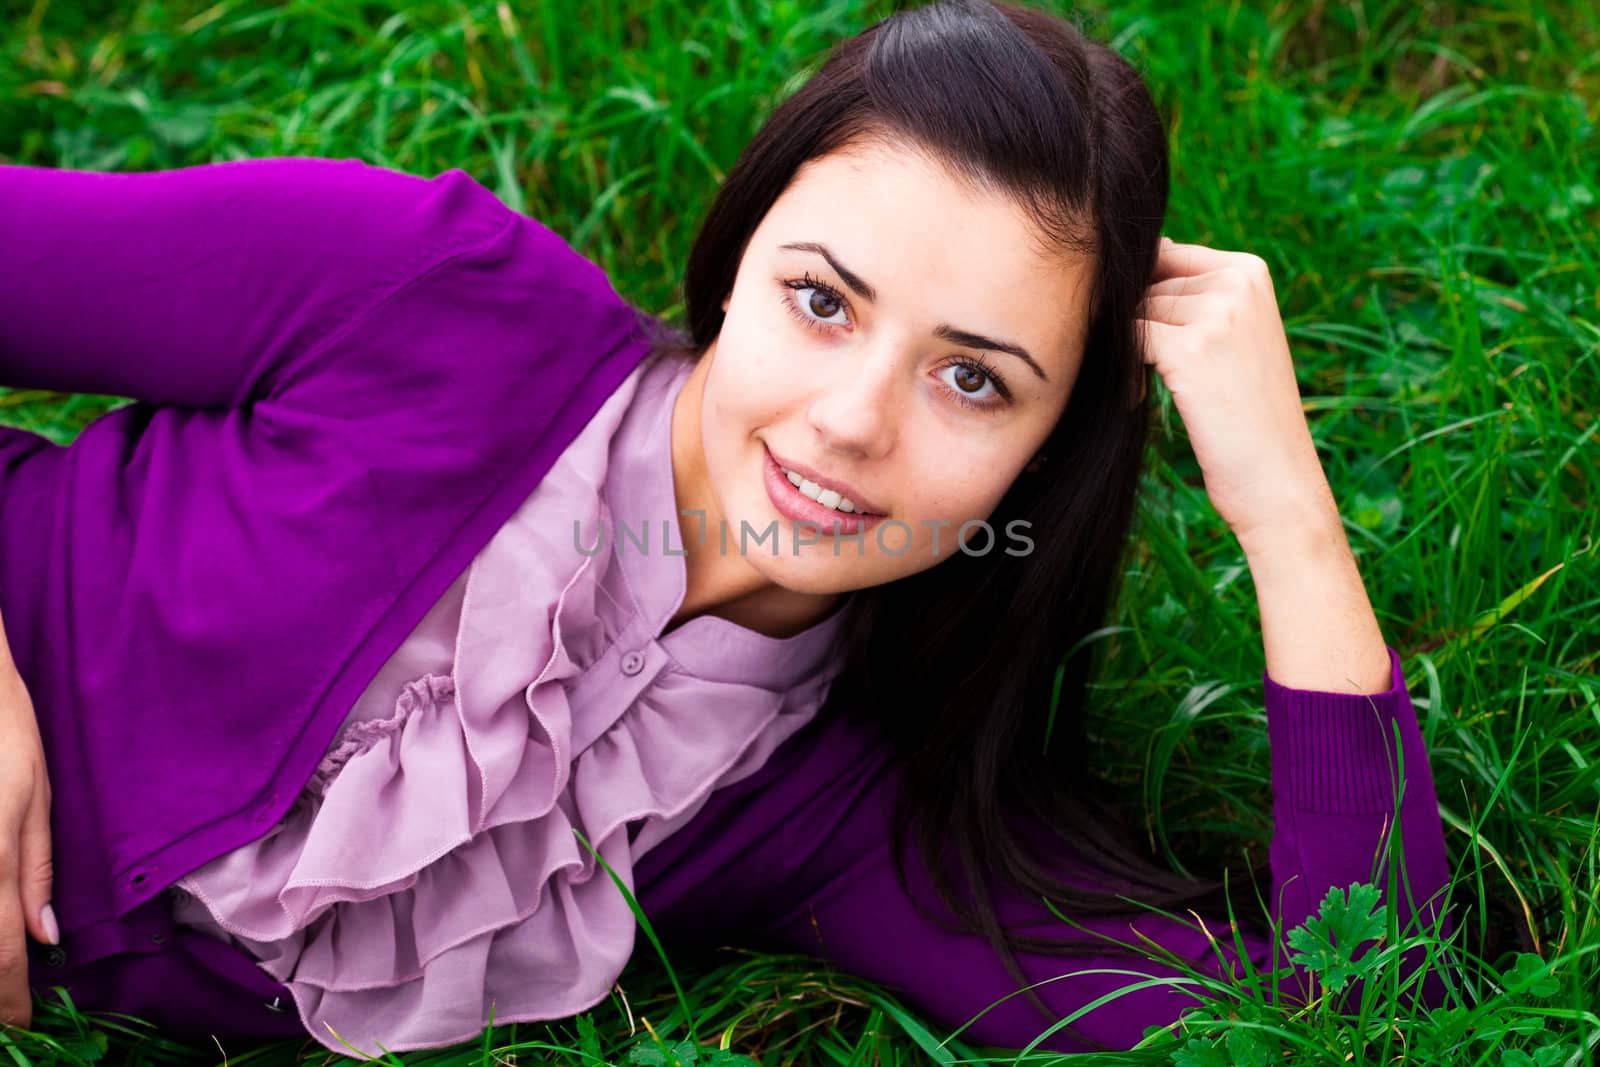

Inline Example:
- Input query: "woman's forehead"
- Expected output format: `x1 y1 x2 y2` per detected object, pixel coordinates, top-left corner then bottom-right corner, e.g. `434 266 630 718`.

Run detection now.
773 142 1086 286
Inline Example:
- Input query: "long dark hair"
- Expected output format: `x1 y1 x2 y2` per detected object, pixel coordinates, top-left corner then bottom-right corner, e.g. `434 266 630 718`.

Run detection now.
639 0 1270 1045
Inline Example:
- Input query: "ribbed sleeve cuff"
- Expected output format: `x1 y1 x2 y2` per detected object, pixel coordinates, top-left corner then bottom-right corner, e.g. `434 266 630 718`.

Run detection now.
1264 645 1421 814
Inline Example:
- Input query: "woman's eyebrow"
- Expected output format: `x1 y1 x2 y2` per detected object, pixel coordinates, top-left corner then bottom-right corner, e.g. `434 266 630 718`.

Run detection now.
777 240 1049 383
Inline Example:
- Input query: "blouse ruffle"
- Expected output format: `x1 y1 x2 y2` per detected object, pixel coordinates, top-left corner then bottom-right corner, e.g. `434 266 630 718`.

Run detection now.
171 352 846 1056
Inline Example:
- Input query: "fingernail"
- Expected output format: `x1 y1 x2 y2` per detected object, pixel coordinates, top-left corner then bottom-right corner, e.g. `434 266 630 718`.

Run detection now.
41 903 59 946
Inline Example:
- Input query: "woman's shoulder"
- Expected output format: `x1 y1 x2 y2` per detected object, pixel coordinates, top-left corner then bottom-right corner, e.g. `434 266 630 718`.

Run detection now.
190 154 622 308
253 154 649 427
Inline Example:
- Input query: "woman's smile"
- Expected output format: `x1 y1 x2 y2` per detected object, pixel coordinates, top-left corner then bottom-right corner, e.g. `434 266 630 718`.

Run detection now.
761 443 887 536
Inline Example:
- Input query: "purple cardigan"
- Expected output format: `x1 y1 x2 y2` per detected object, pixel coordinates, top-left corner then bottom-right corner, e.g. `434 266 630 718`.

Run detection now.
0 157 652 971
2 157 1454 1049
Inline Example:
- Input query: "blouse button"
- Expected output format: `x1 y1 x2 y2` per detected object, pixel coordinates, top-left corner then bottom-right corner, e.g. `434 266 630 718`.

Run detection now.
43 946 67 969
620 650 646 676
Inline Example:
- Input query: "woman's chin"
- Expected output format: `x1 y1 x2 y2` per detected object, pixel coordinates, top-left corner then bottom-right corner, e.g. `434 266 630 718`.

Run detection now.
738 541 877 596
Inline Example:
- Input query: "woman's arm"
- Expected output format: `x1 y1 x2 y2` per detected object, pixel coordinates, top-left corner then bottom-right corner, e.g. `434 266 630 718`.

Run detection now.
632 637 1455 1055
1260 641 1455 985
1235 461 1392 693
1240 499 1455 1005
0 157 512 410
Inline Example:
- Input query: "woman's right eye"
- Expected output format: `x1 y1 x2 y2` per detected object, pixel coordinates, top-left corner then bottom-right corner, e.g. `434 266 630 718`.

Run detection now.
779 274 851 333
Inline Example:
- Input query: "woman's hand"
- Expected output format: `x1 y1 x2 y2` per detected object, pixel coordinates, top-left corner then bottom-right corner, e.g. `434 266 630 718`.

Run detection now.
1134 236 1339 542
1135 237 1391 693
0 607 55 1030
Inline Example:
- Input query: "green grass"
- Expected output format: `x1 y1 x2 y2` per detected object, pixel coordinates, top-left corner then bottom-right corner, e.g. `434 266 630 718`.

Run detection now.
2 0 1597 1062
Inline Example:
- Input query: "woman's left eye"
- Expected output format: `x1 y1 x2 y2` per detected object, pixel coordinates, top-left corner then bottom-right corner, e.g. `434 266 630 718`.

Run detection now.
936 361 1008 409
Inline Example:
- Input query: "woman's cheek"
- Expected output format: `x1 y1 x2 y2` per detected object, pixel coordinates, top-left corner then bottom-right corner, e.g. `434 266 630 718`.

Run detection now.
918 470 1006 530
745 351 809 420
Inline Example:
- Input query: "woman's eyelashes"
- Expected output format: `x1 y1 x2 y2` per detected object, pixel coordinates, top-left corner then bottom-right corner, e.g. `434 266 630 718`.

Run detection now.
780 273 850 332
938 353 1011 411
776 273 1013 412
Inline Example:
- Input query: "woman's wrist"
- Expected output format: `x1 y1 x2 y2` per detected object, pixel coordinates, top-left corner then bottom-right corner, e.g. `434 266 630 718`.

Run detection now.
1227 465 1341 551
1235 498 1393 695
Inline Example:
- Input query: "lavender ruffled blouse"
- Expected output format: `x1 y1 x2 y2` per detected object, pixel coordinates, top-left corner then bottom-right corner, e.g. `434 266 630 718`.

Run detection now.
169 348 851 1055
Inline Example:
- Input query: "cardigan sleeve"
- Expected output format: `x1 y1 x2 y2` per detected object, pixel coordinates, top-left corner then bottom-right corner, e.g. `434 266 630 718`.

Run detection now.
952 644 1458 1050
0 156 514 411
631 645 1457 1055
0 156 653 932
1258 644 1454 1001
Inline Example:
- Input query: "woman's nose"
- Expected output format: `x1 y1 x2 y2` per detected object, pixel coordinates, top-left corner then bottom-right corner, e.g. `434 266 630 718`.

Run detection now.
806 350 901 459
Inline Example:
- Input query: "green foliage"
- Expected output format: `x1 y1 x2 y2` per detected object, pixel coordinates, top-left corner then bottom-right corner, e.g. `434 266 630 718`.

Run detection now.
3 0 1597 1063
625 1039 758 1066
1168 884 1587 1067
1285 882 1386 995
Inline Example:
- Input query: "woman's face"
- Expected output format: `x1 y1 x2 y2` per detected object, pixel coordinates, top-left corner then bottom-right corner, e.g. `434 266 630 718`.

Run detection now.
687 137 1096 596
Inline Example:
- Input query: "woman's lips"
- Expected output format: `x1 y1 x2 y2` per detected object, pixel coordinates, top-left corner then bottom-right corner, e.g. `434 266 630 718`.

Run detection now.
766 447 885 514
762 446 886 536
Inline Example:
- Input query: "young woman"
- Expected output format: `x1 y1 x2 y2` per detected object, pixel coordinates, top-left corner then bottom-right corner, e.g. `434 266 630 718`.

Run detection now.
0 0 1453 1055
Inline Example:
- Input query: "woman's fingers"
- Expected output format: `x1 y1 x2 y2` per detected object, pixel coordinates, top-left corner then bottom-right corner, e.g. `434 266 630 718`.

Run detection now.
1151 235 1232 273
18 774 53 950
0 663 48 1032
1138 253 1275 328
0 825 33 1030
1151 237 1271 285
1137 288 1227 328
1150 237 1233 283
0 671 52 952
1135 317 1184 365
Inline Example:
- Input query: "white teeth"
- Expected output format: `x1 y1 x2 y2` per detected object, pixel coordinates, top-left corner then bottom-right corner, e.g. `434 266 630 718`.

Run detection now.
781 466 863 514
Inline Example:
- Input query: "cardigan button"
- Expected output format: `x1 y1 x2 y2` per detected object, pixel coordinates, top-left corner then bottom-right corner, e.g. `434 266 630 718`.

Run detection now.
620 650 646 676
43 947 67 969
